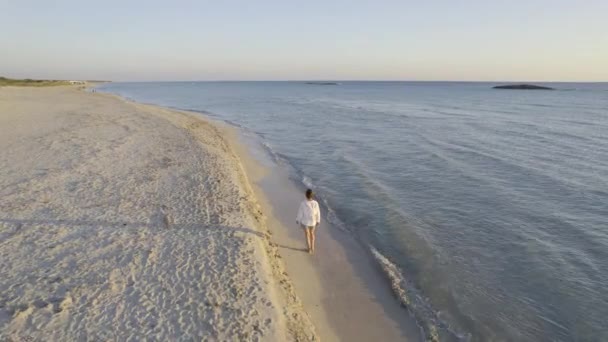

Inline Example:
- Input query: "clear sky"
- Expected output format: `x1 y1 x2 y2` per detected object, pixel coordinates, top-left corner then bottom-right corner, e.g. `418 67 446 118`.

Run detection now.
1 0 606 81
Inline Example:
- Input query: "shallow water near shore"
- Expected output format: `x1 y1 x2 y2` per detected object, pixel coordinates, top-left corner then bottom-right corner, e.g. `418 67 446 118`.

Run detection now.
99 81 608 341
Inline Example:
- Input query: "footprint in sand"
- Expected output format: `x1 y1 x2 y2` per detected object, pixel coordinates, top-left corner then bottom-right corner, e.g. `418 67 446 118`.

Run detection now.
150 205 173 229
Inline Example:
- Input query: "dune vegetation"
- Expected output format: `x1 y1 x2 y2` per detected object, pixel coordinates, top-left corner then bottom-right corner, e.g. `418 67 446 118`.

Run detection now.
0 76 71 87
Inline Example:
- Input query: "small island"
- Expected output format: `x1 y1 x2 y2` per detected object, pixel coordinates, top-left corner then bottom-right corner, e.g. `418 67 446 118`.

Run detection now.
493 84 554 90
306 81 340 85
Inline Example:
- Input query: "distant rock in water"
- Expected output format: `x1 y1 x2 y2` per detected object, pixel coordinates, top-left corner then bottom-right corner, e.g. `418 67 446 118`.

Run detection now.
306 82 340 85
493 84 554 90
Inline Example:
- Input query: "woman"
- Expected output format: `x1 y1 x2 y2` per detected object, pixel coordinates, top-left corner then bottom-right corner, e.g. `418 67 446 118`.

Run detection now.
296 189 321 254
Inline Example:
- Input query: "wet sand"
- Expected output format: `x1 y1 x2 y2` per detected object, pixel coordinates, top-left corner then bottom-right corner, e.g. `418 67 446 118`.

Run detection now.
229 128 423 341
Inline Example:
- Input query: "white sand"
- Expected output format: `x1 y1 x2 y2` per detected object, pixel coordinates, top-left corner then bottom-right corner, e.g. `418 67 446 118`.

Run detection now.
0 87 316 341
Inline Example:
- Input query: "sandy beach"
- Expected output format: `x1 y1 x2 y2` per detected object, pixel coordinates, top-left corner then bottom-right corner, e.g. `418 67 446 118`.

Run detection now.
0 86 316 341
0 86 421 341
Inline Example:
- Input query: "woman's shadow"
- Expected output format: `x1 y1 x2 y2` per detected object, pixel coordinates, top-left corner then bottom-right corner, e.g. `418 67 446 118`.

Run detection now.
274 243 308 253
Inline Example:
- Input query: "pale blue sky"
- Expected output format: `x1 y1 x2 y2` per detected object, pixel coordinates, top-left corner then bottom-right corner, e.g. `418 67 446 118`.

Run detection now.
1 0 606 81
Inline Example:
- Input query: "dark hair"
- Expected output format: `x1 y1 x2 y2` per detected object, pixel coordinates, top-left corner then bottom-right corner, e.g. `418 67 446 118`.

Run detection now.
305 189 313 199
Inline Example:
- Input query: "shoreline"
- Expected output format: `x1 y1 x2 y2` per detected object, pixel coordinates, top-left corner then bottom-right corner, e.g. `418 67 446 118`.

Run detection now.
101 85 425 341
101 85 424 341
1 85 422 341
226 122 423 342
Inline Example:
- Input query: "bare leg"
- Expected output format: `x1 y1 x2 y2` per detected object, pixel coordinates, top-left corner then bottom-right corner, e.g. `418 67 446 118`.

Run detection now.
306 228 312 253
303 228 311 252
310 227 316 254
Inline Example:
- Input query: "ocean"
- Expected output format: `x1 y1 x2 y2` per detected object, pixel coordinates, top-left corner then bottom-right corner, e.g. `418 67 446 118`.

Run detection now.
98 81 608 341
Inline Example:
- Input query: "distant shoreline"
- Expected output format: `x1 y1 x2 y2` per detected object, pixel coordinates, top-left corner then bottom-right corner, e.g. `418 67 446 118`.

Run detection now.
0 77 111 87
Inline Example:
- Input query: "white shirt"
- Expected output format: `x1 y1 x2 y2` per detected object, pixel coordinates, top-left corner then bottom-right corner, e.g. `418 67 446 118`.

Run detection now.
296 199 321 227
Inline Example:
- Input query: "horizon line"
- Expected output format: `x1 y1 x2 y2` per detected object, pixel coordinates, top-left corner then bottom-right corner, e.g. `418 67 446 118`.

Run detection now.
99 79 608 83
3 75 607 84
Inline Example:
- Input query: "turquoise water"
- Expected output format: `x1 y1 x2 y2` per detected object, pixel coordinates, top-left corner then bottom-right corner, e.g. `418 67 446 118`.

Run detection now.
99 81 608 341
